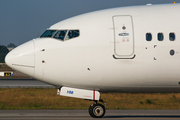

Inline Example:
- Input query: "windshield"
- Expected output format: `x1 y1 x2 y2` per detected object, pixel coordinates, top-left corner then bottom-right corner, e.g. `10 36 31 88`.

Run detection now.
40 29 79 41
40 30 57 38
65 30 79 40
53 30 67 40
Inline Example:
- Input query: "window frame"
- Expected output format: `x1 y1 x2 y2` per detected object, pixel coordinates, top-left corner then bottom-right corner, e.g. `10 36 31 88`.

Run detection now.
53 30 68 41
64 29 80 41
40 30 57 38
157 33 164 41
146 33 152 41
40 29 80 41
169 32 175 41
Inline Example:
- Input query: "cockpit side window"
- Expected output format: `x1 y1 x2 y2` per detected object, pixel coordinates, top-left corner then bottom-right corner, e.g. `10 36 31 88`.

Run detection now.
65 30 80 40
53 30 67 40
40 30 57 38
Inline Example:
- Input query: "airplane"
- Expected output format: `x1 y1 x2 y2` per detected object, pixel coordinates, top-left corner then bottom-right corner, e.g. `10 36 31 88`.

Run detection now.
5 3 180 118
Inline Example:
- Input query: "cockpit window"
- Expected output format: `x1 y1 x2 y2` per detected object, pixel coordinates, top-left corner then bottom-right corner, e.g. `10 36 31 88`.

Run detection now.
53 30 67 40
65 30 80 40
40 30 56 38
40 29 80 41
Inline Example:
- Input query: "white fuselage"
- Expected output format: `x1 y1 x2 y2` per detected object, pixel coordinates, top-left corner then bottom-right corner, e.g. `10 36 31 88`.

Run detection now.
5 3 180 93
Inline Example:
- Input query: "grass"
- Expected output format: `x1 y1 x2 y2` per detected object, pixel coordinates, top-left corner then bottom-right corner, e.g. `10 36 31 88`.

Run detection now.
0 88 180 110
146 99 152 104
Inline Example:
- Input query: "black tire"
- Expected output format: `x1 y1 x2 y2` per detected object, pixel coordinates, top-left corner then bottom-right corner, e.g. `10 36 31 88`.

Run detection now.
89 103 105 118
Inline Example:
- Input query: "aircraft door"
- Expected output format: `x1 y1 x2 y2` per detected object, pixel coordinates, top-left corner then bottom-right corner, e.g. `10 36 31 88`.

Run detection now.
113 15 135 59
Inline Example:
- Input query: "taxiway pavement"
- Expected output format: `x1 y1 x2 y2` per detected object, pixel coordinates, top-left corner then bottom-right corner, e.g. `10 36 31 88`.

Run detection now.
0 78 55 88
0 110 180 120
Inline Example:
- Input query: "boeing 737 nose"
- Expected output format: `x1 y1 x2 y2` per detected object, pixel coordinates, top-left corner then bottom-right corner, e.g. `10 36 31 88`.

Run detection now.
5 40 35 77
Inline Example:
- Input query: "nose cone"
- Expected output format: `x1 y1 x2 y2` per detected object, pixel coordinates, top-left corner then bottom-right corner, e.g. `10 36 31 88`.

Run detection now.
5 40 35 77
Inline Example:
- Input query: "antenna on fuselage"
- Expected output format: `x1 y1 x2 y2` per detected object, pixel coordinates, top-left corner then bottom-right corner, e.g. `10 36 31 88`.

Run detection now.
146 3 152 6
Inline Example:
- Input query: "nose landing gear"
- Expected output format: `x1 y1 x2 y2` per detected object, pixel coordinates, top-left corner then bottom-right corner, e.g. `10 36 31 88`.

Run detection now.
88 100 106 118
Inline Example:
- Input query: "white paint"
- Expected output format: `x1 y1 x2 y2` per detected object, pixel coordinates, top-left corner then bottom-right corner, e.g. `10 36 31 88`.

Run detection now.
0 72 4 76
5 3 180 93
113 15 134 57
60 87 100 100
5 41 34 77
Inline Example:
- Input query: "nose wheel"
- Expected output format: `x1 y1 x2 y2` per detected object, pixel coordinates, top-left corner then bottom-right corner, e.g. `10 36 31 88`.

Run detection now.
88 101 106 118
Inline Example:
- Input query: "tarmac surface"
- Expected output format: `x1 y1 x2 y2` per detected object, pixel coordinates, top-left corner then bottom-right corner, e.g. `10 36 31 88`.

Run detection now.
0 78 55 88
0 110 180 120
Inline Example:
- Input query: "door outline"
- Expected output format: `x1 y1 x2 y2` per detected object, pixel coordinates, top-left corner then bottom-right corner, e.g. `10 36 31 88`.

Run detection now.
112 15 135 59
